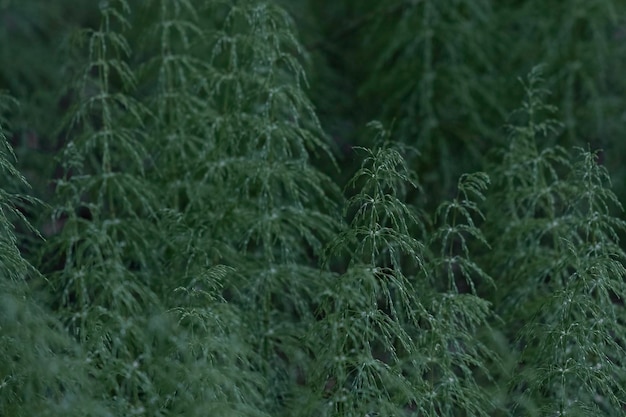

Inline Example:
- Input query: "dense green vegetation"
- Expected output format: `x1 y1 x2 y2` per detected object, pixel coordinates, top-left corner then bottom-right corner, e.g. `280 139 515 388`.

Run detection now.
1 1 625 415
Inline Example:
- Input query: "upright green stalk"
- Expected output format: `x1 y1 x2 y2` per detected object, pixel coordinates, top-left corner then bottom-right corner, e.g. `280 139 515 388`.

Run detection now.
414 171 497 416
135 1 272 415
310 123 497 416
487 67 626 415
176 2 341 413
310 125 426 417
355 0 500 203
41 2 179 415
0 95 106 416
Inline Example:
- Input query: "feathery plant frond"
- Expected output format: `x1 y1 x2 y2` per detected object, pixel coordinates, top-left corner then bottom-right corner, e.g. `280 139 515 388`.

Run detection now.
325 121 422 267
354 0 500 203
137 0 212 207
314 124 500 417
512 150 626 416
487 66 571 323
0 94 41 244
135 0 232 281
404 171 498 417
137 1 342 413
311 124 425 417
167 264 270 417
205 3 342 412
0 94 34 269
1 94 108 417
41 2 182 415
123 2 271 415
487 67 626 415
199 0 340 263
0 95 23 179
139 0 340 268
495 0 626 201
430 172 492 293
50 0 158 326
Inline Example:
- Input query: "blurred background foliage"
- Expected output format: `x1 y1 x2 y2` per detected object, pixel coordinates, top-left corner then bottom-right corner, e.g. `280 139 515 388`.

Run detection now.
283 0 626 207
2 0 625 217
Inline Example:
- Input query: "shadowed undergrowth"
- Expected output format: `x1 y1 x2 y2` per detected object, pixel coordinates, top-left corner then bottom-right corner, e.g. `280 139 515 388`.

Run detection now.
1 1 625 416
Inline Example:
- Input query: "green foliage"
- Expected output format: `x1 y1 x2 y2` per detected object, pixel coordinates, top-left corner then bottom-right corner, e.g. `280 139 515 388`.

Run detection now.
362 0 498 193
1 94 107 417
2 1 626 416
486 67 626 415
302 0 626 205
308 126 497 417
39 2 179 415
310 127 427 417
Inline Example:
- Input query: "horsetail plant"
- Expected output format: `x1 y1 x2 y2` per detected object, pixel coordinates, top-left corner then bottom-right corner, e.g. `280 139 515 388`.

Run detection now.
411 171 498 416
310 123 498 416
487 67 626 416
0 94 106 416
2 1 626 416
310 124 427 417
136 2 276 415
40 2 178 415
177 2 342 412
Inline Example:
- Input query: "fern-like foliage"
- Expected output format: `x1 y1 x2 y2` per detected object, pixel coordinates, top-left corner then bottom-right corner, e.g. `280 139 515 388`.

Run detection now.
4 2 626 417
167 2 341 413
332 0 500 204
41 2 180 415
511 149 626 416
310 124 426 417
410 171 498 416
137 0 213 211
495 0 626 196
486 67 571 328
0 94 33 272
487 67 626 415
522 149 626 416
168 264 270 417
310 123 498 416
135 0 232 285
1 95 107 417
138 1 342 414
200 0 339 261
